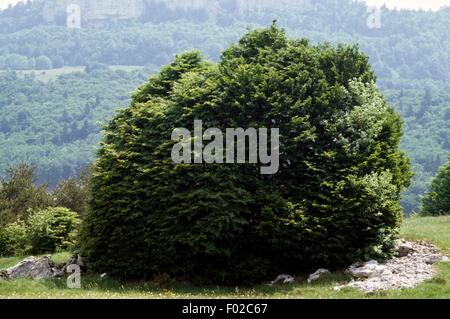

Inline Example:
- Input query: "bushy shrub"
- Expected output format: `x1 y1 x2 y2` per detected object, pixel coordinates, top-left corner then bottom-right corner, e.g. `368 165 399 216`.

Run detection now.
35 55 53 70
27 207 80 254
421 156 450 216
0 207 80 257
0 220 28 257
81 25 411 284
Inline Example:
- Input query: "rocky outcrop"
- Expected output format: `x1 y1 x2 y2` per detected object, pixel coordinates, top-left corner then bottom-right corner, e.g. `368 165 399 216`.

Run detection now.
3 256 59 280
346 260 385 279
307 268 330 283
336 240 448 292
270 274 295 285
0 255 85 281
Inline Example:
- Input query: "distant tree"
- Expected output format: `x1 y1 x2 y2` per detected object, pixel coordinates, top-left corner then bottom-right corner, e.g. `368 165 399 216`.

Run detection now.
4 54 29 70
52 167 91 218
27 57 36 70
35 55 53 70
0 164 52 226
52 56 65 68
421 156 450 216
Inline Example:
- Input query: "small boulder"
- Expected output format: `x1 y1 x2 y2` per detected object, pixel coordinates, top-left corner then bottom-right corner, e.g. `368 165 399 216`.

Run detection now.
425 255 449 265
347 260 384 279
5 256 56 280
271 274 295 285
307 268 330 284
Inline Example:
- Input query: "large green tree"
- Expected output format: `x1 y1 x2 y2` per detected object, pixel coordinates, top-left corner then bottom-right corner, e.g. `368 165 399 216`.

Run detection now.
421 155 450 216
81 25 411 284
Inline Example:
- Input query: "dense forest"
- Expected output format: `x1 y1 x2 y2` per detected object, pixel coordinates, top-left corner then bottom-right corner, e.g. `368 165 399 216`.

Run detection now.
1 0 450 213
0 68 149 184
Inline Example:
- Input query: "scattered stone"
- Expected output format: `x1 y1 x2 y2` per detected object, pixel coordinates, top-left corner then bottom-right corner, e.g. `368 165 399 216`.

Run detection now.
336 240 446 292
347 260 385 279
395 240 416 257
307 269 330 284
271 274 295 285
425 255 445 265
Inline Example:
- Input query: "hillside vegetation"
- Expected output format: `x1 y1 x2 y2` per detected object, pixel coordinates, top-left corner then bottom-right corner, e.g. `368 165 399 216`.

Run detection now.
1 0 450 212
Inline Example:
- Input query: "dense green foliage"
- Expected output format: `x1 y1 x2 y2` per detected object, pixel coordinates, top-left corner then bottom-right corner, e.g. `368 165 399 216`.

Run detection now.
0 220 28 256
26 207 80 254
0 164 88 256
0 165 90 225
0 207 80 256
0 0 449 213
81 26 411 284
52 167 92 218
421 156 450 216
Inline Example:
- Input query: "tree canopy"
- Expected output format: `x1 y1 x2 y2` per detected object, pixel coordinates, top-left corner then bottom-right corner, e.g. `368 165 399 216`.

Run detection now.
81 25 412 284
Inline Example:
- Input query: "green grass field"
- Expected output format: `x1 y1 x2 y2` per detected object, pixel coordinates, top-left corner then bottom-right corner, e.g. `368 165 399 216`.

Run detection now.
0 216 448 299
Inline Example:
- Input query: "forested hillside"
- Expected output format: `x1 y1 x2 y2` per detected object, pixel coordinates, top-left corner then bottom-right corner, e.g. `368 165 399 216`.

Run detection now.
1 0 450 213
0 68 149 184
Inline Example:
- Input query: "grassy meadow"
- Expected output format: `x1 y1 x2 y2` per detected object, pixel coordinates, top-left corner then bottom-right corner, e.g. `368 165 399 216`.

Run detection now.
0 216 448 299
